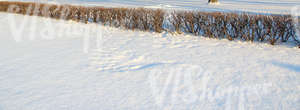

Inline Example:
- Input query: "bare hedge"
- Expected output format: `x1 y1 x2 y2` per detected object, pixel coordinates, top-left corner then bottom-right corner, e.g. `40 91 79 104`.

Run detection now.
0 1 299 47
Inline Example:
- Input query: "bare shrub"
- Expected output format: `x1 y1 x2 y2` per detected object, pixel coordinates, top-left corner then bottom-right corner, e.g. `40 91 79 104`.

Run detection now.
1 1 299 47
152 9 165 33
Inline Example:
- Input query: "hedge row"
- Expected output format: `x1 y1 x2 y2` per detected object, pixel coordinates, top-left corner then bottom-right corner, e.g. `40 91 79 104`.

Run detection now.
169 11 299 45
0 1 299 46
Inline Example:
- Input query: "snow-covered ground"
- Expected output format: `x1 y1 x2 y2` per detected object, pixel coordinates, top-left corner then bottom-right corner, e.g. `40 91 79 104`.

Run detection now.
0 12 299 110
2 0 300 14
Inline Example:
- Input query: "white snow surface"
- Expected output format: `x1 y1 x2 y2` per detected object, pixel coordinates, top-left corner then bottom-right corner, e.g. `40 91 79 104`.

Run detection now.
2 0 300 14
0 13 300 110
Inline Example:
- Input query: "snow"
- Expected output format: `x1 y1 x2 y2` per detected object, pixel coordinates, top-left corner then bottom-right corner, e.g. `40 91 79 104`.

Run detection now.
2 0 300 14
0 12 300 110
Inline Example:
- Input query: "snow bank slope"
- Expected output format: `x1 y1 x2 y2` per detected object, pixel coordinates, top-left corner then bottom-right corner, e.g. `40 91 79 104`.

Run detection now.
0 13 300 110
